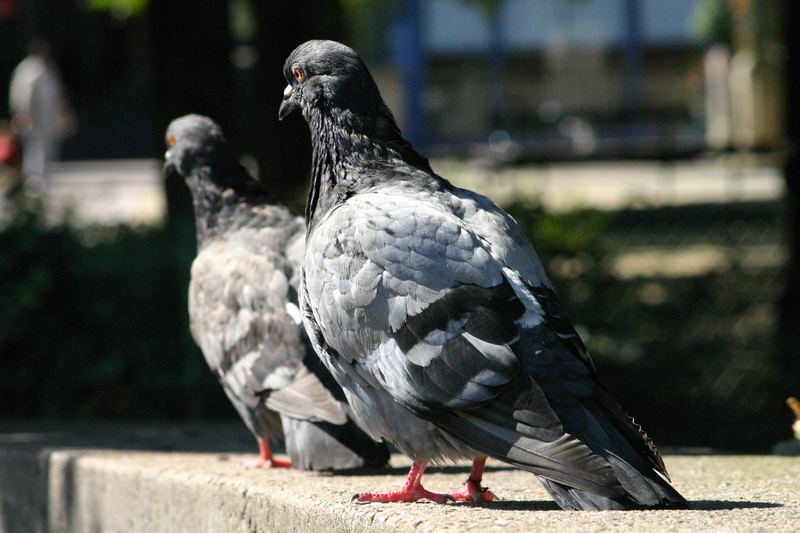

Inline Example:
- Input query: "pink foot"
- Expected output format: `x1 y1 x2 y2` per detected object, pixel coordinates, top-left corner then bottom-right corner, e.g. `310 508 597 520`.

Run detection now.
244 438 292 469
354 487 454 504
446 456 498 502
448 479 497 502
243 456 292 469
352 460 454 504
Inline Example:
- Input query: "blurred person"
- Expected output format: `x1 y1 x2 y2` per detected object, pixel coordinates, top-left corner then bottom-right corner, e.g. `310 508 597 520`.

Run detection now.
8 39 73 192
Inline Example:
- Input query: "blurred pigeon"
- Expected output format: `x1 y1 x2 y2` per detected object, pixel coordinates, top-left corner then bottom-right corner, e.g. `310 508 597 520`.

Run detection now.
164 114 389 471
279 41 687 509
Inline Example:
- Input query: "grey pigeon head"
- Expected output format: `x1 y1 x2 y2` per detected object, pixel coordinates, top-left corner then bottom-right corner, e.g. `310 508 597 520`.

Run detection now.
164 114 269 245
165 114 267 203
279 40 431 225
164 114 242 188
279 40 390 126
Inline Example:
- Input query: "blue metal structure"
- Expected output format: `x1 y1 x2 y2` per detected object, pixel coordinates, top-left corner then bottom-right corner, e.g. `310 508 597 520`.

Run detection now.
390 0 427 149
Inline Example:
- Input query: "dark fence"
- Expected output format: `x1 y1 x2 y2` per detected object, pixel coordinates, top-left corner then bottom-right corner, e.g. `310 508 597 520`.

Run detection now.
507 196 789 452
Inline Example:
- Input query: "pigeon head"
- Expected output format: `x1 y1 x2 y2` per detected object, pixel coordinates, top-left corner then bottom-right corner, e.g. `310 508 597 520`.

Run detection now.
279 41 431 225
164 114 237 183
164 113 266 222
279 40 391 129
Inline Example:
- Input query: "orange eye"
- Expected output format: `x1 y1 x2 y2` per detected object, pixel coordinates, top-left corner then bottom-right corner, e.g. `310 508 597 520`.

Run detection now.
293 67 304 81
167 134 176 146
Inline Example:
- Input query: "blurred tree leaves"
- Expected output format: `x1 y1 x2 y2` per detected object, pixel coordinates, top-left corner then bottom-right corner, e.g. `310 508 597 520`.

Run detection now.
691 0 733 47
507 199 788 452
86 0 148 18
0 195 229 419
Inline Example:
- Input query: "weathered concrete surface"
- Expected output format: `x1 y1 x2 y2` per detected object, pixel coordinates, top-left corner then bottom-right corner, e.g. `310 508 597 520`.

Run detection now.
0 423 798 533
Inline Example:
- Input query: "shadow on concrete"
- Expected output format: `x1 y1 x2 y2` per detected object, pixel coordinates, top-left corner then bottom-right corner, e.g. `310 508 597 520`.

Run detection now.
453 500 561 511
0 421 255 455
690 500 783 510
457 500 782 512
331 463 517 478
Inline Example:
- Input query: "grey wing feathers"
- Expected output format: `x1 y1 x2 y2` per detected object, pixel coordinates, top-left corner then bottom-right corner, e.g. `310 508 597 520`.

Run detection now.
189 221 345 428
305 192 524 416
265 364 346 424
284 216 306 291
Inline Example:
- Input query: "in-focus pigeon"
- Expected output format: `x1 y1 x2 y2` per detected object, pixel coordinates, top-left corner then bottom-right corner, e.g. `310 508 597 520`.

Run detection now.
279 41 688 509
164 114 389 471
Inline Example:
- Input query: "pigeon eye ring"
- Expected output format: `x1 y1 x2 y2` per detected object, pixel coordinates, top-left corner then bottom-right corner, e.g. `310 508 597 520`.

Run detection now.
293 66 304 81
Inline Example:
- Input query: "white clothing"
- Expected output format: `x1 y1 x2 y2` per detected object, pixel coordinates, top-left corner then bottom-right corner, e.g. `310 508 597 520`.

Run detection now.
9 55 64 180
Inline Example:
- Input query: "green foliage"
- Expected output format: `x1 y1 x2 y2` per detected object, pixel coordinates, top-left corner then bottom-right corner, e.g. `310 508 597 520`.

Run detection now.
506 201 610 255
229 0 257 41
507 199 789 452
85 0 148 18
0 195 229 420
690 0 733 47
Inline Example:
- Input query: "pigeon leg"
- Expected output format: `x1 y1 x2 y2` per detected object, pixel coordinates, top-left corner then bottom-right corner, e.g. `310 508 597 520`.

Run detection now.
244 438 292 469
447 456 497 502
353 461 454 504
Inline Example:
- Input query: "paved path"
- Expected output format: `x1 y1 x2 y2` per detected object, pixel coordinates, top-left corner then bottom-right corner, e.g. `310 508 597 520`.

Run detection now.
1 156 785 228
440 157 784 211
0 423 797 533
20 159 166 227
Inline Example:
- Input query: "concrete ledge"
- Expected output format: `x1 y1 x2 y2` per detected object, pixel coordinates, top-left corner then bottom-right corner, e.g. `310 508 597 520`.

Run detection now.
1 423 798 533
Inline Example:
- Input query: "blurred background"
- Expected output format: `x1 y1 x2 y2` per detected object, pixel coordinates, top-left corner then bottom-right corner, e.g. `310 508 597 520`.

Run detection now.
0 0 797 453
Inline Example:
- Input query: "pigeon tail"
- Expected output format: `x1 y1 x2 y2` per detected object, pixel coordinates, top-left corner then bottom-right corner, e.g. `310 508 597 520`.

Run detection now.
539 470 688 511
281 415 390 471
433 375 687 510
535 440 688 510
561 402 689 510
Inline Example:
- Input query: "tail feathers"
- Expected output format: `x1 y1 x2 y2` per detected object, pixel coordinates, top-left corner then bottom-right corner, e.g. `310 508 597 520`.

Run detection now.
594 389 670 479
436 399 687 510
265 364 348 425
539 466 688 511
540 403 688 510
438 410 624 497
281 415 390 472
533 406 688 510
539 477 631 510
536 454 688 510
579 403 688 509
606 453 687 508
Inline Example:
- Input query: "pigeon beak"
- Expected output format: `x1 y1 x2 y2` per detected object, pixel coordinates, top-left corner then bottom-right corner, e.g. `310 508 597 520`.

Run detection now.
163 154 178 180
278 85 298 120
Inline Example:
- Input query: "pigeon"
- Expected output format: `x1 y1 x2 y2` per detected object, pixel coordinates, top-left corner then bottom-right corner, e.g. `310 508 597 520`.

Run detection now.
278 40 688 509
164 114 389 471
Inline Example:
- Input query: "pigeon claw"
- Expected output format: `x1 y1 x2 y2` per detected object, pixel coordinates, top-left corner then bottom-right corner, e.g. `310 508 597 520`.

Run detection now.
246 439 292 468
243 457 292 469
448 480 498 503
353 487 455 504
